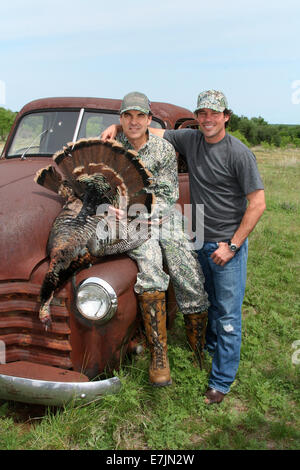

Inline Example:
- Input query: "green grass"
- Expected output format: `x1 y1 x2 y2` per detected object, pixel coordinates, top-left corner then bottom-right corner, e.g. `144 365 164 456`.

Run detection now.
0 147 299 450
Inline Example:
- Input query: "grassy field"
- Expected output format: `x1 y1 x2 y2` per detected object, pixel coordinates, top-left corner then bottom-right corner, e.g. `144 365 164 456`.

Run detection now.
0 147 299 450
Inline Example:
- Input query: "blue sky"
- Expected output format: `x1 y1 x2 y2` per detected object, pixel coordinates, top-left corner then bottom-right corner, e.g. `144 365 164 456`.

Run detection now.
0 0 299 124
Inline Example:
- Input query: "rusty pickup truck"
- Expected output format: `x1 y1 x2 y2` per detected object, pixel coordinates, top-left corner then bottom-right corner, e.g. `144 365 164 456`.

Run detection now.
0 96 198 406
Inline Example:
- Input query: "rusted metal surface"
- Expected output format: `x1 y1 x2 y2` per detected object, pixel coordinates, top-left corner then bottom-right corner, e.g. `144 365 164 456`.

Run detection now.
15 96 194 125
0 158 62 280
178 173 191 209
0 361 88 382
0 280 72 369
178 118 199 129
69 258 139 378
0 254 139 377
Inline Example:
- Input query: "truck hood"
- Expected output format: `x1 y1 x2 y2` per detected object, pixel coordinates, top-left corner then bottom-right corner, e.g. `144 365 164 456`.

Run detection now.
0 158 63 280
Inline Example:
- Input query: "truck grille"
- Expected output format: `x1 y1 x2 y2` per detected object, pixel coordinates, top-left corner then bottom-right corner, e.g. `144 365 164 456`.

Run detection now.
0 282 72 369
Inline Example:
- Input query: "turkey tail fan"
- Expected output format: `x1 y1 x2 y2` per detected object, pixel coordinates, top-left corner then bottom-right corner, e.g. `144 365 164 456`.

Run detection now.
85 161 154 211
85 163 128 201
65 138 91 171
54 138 155 213
71 138 107 171
53 147 84 197
70 138 152 188
53 147 74 179
64 139 124 180
34 165 63 194
84 139 155 213
67 138 125 175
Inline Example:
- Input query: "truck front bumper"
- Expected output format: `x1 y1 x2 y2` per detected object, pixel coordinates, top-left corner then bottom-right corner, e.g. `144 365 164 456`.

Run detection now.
0 362 121 406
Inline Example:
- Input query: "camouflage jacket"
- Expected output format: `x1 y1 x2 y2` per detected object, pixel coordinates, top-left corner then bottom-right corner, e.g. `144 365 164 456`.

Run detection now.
116 131 179 219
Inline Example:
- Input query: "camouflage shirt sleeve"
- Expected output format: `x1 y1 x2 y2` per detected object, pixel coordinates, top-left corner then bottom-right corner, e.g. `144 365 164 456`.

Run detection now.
117 132 179 220
146 134 179 218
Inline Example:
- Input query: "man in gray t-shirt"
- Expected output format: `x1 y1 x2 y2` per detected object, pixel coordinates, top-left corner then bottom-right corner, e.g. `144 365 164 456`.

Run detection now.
163 129 264 242
154 90 266 404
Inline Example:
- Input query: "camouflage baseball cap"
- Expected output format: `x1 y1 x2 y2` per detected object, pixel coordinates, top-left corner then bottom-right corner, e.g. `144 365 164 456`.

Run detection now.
194 90 228 113
120 91 151 115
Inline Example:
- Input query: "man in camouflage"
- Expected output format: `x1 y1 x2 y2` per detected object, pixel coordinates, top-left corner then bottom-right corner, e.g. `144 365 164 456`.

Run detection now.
107 91 209 387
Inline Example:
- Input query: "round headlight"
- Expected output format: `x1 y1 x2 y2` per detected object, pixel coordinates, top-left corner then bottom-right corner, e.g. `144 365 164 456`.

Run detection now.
76 277 117 323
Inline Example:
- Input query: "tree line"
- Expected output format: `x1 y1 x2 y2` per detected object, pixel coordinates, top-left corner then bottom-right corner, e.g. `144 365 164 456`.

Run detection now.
228 113 300 149
0 106 299 149
0 107 17 141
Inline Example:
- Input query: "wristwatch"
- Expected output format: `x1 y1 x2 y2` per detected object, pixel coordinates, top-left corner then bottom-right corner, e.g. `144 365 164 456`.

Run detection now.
228 240 239 253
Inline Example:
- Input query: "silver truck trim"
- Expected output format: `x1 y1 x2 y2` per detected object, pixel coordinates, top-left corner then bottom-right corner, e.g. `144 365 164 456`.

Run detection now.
0 373 121 406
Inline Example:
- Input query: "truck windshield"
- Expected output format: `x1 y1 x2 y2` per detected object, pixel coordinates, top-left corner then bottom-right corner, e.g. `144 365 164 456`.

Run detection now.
7 111 81 157
7 109 163 158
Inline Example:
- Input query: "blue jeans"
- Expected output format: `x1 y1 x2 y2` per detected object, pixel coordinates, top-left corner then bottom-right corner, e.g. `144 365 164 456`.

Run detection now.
197 240 248 394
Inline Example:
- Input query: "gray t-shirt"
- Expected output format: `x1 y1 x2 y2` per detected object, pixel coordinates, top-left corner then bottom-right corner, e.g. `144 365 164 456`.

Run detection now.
164 129 264 242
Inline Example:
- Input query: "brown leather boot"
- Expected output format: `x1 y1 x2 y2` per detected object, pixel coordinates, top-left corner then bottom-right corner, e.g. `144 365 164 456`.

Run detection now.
138 290 172 387
184 311 208 369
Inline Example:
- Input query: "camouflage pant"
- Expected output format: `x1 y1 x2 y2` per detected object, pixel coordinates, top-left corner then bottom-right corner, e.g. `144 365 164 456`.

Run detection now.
127 210 209 314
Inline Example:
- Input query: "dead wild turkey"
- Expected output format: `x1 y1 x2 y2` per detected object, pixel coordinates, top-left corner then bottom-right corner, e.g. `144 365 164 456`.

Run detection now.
34 138 155 329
